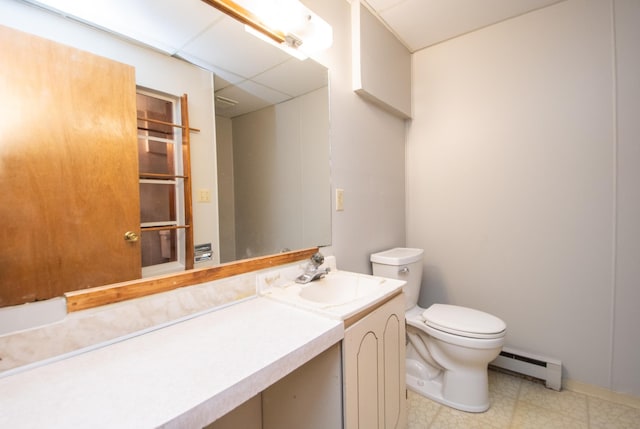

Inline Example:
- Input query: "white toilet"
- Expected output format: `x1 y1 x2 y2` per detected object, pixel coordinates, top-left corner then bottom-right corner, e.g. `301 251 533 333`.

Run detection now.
371 248 506 413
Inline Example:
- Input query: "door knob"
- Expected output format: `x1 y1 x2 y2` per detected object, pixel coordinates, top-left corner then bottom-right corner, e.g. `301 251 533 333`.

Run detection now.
124 231 139 242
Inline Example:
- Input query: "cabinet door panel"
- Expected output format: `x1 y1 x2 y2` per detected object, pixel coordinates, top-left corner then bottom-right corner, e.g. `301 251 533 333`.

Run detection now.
384 312 406 428
344 293 407 429
345 322 380 429
0 26 140 306
357 331 380 429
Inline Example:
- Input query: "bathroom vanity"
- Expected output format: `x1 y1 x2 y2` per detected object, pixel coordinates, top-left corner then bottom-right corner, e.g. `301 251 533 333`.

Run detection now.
256 261 408 429
0 298 342 428
0 263 407 428
215 291 407 429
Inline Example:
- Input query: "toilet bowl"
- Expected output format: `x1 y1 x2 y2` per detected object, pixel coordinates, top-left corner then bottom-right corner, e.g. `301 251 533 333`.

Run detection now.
371 248 506 413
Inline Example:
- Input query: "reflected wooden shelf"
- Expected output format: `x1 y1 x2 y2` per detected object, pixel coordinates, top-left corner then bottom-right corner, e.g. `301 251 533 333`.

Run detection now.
141 225 190 232
139 173 188 180
137 116 200 133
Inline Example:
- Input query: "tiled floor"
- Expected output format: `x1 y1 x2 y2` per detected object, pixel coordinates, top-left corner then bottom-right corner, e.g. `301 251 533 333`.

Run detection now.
407 369 640 428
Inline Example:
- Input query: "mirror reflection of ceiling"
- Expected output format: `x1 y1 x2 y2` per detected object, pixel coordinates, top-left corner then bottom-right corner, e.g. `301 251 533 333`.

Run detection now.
24 0 328 117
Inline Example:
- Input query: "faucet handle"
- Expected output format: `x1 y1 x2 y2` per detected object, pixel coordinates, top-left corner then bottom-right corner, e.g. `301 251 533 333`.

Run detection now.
310 252 325 267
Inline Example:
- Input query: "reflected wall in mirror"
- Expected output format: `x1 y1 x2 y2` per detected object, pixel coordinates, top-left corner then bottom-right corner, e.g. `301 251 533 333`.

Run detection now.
0 0 331 308
216 77 330 262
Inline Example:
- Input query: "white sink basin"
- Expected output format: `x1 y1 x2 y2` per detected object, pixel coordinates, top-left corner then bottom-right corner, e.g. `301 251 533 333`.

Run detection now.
261 269 405 320
298 272 384 304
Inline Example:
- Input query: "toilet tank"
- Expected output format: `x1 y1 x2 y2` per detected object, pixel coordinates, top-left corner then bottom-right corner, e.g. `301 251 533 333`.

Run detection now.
370 248 424 310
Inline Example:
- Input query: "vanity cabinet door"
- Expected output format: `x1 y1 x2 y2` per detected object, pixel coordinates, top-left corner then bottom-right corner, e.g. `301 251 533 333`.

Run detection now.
0 25 140 306
343 293 407 429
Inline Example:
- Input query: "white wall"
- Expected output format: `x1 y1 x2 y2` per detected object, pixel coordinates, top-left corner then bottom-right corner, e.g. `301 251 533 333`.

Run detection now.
304 0 407 274
231 88 330 260
216 116 236 263
611 0 640 397
408 0 640 396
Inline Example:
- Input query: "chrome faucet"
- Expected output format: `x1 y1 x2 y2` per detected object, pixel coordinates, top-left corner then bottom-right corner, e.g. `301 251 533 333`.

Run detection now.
295 252 330 284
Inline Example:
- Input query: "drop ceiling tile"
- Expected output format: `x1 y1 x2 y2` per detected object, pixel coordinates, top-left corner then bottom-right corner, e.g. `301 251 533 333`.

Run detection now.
214 85 269 118
178 15 291 79
234 80 291 106
364 0 404 13
176 52 247 87
213 75 234 92
123 0 225 53
215 82 289 118
31 0 222 53
375 0 564 51
252 58 328 97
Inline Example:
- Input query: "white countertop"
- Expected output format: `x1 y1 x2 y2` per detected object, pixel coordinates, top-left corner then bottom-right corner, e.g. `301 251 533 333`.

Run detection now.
0 297 343 428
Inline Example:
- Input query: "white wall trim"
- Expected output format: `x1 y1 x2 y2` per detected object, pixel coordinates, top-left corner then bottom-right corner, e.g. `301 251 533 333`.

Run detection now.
565 378 640 410
607 0 619 395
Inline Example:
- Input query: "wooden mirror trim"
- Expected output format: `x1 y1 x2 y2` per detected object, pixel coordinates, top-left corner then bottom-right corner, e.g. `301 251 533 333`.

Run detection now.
65 247 318 312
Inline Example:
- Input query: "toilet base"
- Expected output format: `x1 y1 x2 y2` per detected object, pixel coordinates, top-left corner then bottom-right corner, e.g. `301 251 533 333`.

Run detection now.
406 358 490 413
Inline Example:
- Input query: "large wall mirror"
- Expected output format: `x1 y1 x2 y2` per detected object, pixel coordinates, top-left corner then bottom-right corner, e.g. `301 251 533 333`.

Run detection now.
0 0 330 308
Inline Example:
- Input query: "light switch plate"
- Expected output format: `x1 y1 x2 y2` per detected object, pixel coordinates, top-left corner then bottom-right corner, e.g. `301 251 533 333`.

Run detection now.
336 188 344 211
198 188 211 203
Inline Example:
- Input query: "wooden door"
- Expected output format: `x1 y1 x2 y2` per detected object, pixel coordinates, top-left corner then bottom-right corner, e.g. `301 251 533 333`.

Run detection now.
0 26 141 306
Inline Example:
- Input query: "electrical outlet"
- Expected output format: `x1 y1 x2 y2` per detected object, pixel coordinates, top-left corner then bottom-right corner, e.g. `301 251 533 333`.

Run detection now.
336 188 344 211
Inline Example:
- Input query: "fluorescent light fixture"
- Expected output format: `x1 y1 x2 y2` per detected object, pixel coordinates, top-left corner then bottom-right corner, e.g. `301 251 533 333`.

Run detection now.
201 0 286 44
244 25 308 60
29 0 332 60
204 0 332 59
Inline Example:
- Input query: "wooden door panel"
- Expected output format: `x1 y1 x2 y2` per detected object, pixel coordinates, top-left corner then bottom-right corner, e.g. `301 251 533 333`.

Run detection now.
0 26 141 306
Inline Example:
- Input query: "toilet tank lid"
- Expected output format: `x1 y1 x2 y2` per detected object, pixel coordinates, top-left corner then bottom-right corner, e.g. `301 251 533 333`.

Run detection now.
370 248 424 265
422 304 506 336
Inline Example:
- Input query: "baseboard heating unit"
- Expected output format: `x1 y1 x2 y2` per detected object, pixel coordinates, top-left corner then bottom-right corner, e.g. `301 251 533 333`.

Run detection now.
490 346 562 391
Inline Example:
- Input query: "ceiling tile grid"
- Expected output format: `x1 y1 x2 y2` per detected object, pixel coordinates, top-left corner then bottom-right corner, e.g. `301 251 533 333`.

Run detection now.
363 0 565 52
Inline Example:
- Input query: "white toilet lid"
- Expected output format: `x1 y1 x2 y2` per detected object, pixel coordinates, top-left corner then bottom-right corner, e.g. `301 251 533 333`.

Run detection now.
422 304 506 339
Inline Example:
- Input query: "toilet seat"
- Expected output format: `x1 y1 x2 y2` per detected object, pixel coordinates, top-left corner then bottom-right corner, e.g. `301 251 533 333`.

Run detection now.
422 304 506 339
406 305 505 349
